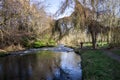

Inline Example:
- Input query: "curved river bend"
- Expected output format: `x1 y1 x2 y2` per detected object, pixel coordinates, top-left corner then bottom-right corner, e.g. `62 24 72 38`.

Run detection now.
0 46 82 80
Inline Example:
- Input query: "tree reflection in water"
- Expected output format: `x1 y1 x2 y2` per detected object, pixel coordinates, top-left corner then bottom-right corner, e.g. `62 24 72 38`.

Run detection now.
0 50 82 80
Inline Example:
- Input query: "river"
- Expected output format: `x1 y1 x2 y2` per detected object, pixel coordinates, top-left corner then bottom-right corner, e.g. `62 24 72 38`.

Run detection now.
0 46 82 80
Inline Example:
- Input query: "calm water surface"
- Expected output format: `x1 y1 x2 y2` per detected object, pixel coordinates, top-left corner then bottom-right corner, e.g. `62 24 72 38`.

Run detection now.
0 49 82 80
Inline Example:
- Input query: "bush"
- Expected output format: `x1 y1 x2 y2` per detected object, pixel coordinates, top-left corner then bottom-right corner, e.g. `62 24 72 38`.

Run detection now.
22 37 30 47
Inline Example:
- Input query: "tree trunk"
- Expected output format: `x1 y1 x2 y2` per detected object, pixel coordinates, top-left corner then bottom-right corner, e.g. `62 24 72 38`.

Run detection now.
107 33 109 44
91 32 97 49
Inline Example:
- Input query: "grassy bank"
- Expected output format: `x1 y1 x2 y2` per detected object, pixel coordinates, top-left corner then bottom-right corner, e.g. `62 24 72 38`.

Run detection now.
79 50 120 80
111 49 120 56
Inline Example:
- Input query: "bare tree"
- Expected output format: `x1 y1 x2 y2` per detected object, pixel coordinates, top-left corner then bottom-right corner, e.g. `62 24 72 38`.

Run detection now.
0 0 52 49
55 0 120 48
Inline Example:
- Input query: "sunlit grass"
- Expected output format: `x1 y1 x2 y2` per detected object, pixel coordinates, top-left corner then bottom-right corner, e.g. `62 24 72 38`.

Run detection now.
83 42 109 48
84 42 92 47
79 50 120 80
32 40 56 48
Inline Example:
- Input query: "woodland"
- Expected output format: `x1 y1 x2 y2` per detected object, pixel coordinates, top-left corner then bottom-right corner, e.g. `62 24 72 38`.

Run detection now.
0 0 120 51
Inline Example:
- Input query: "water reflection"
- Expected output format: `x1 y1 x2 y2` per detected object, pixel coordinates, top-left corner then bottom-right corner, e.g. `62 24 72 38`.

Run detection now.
0 50 82 80
60 52 82 80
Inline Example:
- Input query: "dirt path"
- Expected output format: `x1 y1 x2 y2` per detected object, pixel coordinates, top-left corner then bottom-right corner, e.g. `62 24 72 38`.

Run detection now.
103 50 120 63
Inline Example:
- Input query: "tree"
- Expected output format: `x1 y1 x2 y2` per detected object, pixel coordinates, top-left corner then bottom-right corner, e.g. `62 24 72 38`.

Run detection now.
0 0 52 49
56 0 120 48
55 0 100 48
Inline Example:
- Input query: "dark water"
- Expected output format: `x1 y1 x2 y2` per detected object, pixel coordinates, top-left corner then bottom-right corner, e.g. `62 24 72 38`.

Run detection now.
0 50 82 80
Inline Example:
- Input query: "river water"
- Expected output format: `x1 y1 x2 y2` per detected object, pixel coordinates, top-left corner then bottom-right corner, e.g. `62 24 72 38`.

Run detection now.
0 47 82 80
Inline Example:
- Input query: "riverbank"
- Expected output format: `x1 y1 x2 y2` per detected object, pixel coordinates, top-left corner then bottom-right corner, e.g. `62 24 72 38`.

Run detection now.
78 49 120 80
0 45 74 57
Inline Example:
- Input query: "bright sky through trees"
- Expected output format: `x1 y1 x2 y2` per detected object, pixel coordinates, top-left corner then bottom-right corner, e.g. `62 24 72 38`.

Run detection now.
44 0 74 19
32 0 74 19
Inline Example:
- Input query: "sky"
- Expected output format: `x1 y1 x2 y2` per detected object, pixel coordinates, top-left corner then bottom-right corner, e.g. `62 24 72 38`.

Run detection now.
32 0 120 18
44 0 74 19
32 0 74 19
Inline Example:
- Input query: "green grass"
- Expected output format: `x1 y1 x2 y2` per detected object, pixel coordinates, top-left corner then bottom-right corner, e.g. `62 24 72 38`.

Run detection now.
83 42 109 48
79 50 120 80
83 42 92 47
32 39 56 48
112 49 120 56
